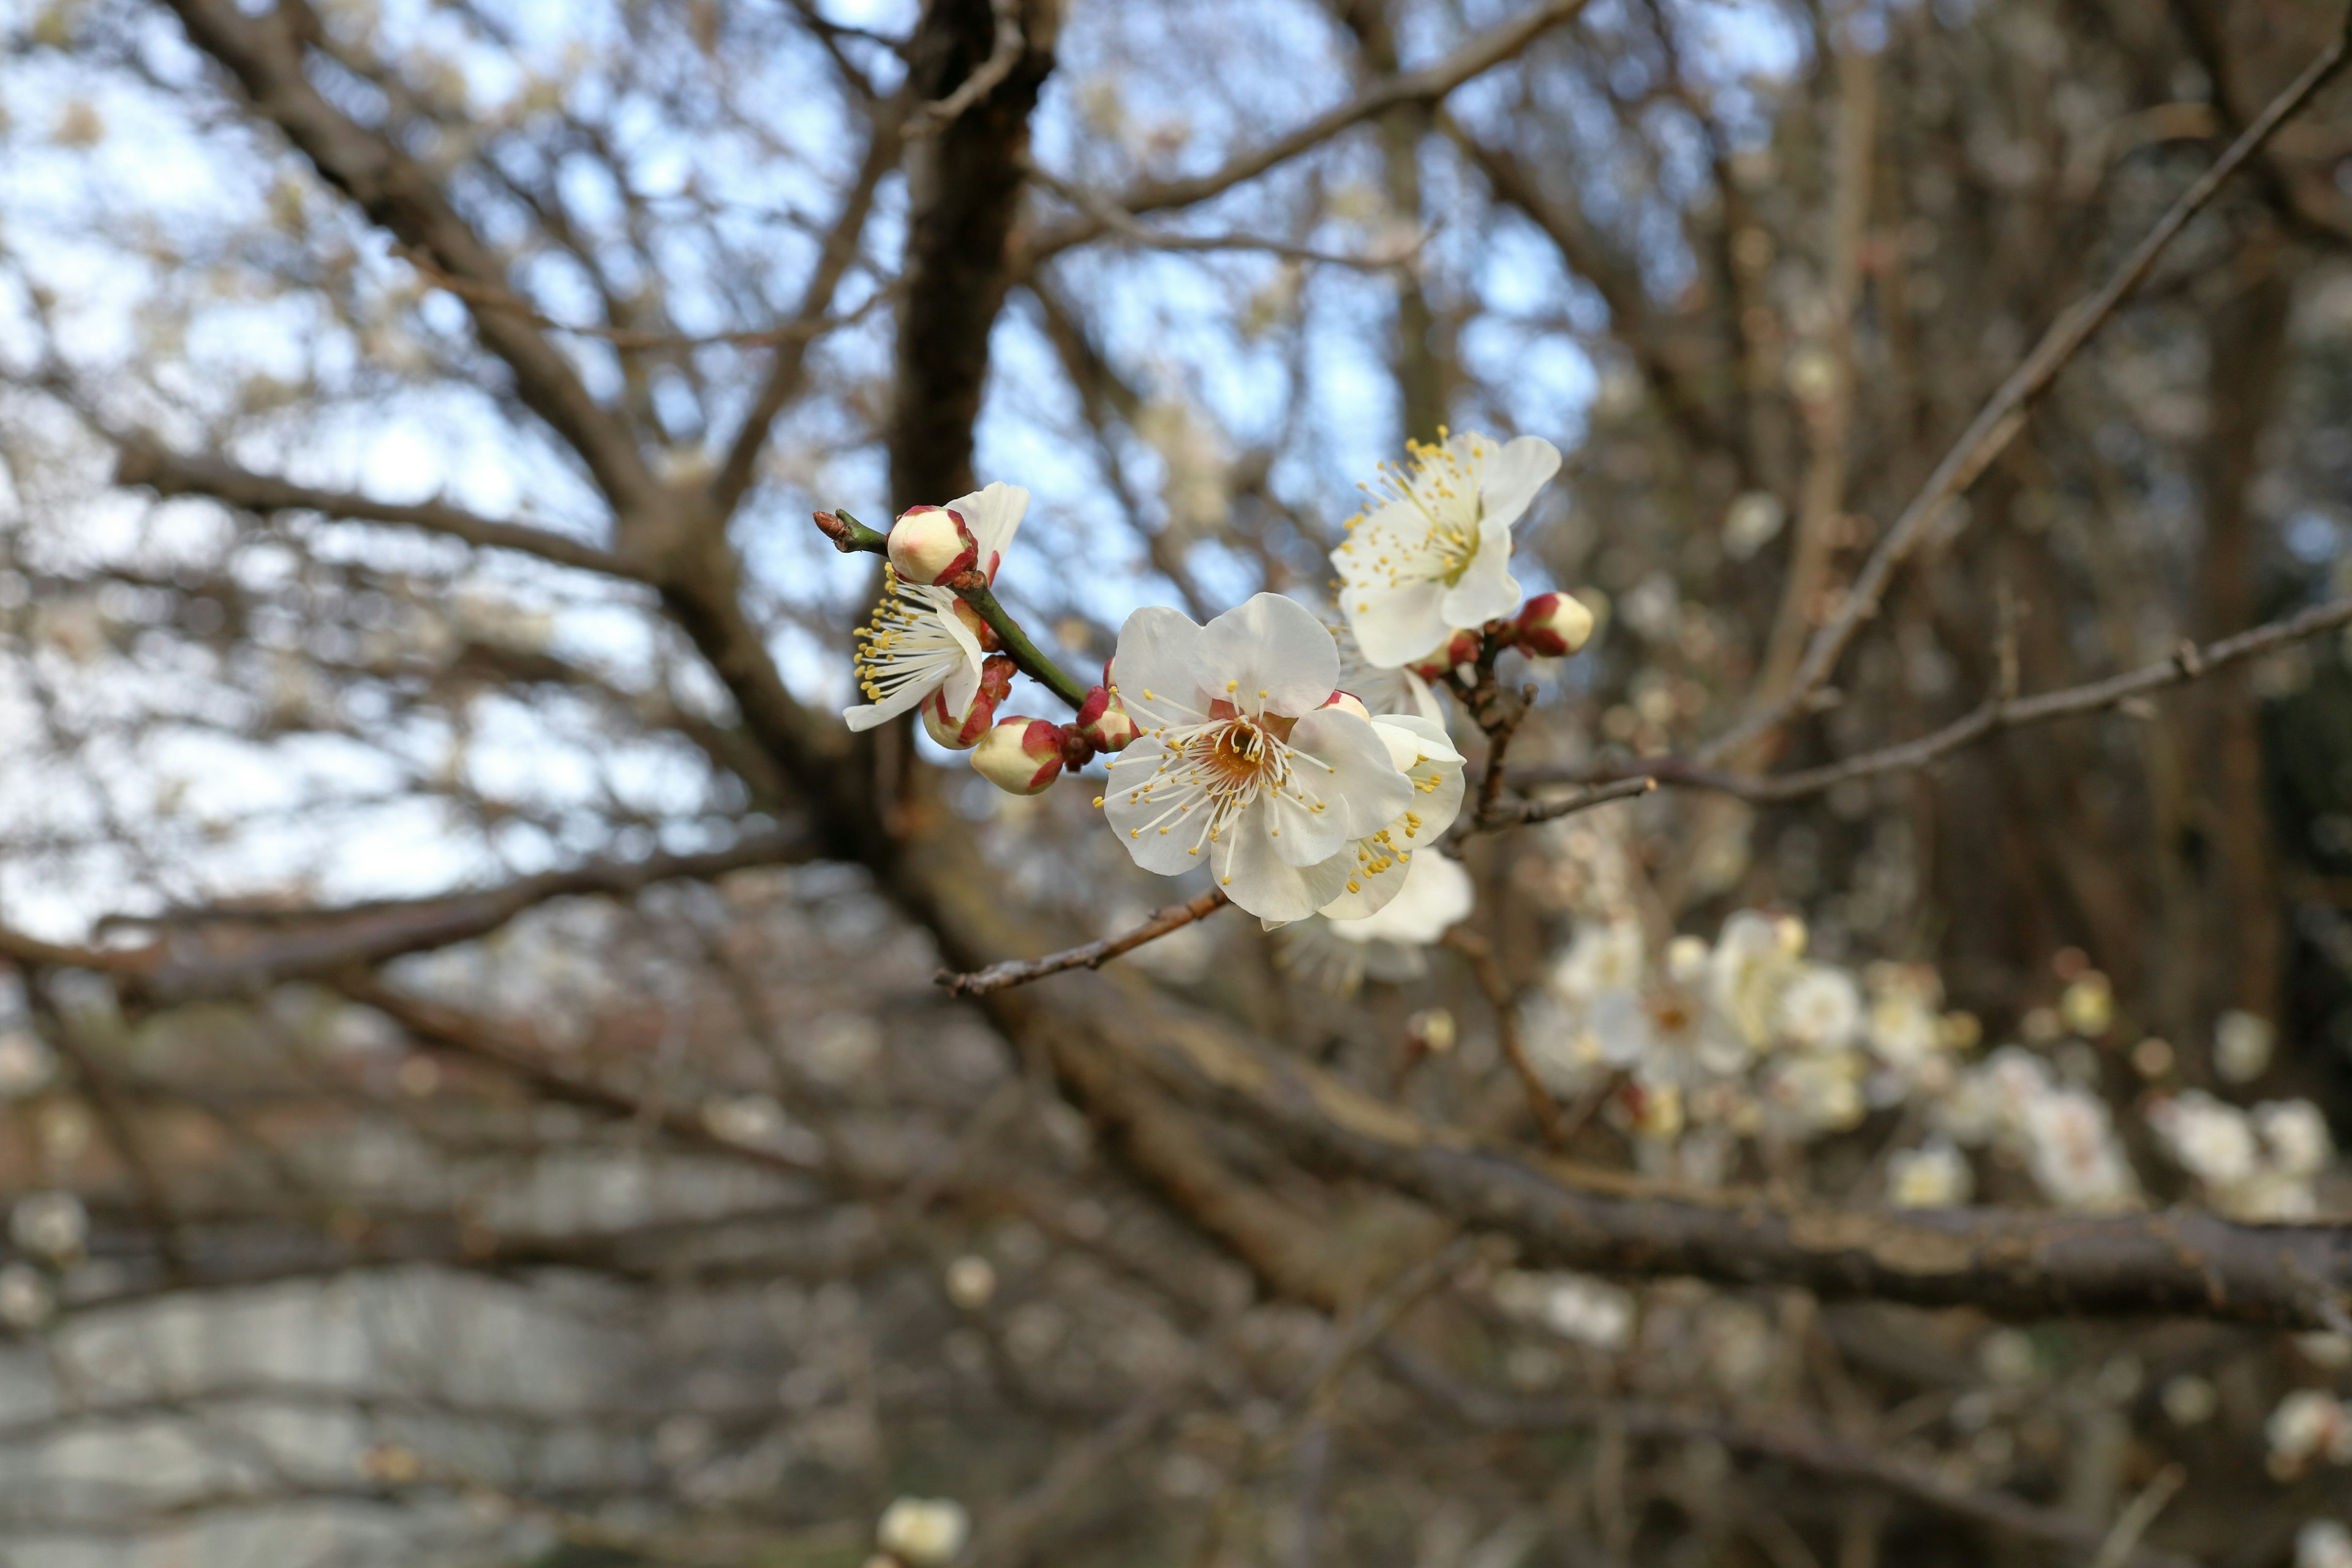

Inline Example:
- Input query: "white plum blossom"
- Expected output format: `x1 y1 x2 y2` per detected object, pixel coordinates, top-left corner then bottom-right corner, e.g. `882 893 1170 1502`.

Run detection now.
9 1191 87 1262
1709 911 1803 1049
1778 963 1861 1052
2258 1099 2335 1177
1551 917 1646 1003
2301 1521 2352 1568
1102 595 1416 922
1316 712 1467 921
876 1496 971 1566
2150 1091 2330 1219
1322 838 1474 943
2019 1088 2140 1212
1332 431 1561 667
1334 620 1446 723
0 1264 52 1332
2215 1008 2274 1083
843 483 1027 733
2269 1390 2352 1478
2147 1091 2260 1189
1887 1139 1973 1208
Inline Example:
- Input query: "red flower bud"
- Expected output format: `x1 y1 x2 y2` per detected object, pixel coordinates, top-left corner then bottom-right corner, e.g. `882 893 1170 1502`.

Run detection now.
1513 591 1596 657
1404 628 1482 682
887 504 979 586
971 717 1064 795
1074 686 1140 752
1320 690 1373 723
922 655 1015 750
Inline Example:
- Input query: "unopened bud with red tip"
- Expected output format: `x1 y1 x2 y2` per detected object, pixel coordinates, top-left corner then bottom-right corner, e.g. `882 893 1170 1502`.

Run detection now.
922 655 1014 750
1513 591 1596 657
1321 690 1373 723
1073 686 1140 752
1404 629 1482 683
887 504 978 586
972 717 1065 795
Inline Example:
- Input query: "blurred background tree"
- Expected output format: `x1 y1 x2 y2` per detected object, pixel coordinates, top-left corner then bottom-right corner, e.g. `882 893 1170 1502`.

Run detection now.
3 0 2352 1564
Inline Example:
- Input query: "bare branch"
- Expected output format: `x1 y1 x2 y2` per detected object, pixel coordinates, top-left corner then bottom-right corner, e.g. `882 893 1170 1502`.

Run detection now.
1502 592 2352 813
940 888 1231 997
113 443 647 582
0 834 809 1004
1379 1342 2201 1568
1072 971 2352 1327
1023 0 1594 262
162 0 668 522
1705 13 2352 763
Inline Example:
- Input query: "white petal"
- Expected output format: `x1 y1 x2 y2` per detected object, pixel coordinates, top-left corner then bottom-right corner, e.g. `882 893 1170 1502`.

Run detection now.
1475 435 1561 530
1402 669 1446 724
1102 739 1213 875
1198 594 1339 716
1324 845 1475 935
1346 580 1451 669
843 682 931 733
1438 519 1520 628
947 481 1028 578
1112 605 1210 729
1262 765 1351 867
1216 799 1349 922
1333 499 1425 576
1403 750 1468 842
1370 712 1464 770
1289 707 1414 839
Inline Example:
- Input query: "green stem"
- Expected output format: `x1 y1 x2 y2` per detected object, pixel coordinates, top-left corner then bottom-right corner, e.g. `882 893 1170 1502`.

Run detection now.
956 581 1093 710
818 508 889 554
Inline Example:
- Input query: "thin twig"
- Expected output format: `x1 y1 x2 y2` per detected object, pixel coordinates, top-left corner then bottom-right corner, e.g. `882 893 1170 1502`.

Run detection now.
1473 681 1540 825
1493 592 2352 815
1380 1343 2202 1568
939 889 1233 997
905 0 1022 138
2091 1466 2187 1568
391 242 888 351
1025 165 1420 273
1478 774 1657 831
1023 0 1596 260
1443 929 1563 1145
1705 15 2352 764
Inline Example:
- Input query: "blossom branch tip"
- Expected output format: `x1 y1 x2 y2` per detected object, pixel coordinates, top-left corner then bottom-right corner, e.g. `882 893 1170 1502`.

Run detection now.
813 508 889 554
937 889 1234 997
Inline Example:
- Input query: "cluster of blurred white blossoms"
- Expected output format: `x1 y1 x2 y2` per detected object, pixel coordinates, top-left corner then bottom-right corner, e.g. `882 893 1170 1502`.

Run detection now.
834 433 1594 930
1520 881 2341 1219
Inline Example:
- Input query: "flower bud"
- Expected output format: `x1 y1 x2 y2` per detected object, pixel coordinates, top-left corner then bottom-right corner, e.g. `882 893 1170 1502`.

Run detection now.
1320 691 1372 723
1074 685 1140 752
886 504 978 586
922 655 1014 750
1404 628 1482 682
971 717 1064 795
1513 591 1596 657
876 1497 970 1567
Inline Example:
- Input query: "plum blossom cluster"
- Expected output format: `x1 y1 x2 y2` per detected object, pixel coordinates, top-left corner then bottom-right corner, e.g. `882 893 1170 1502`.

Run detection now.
1524 869 2343 1219
827 431 1594 928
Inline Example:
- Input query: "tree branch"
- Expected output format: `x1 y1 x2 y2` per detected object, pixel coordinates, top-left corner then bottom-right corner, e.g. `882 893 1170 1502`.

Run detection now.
112 443 646 582
1704 12 2352 763
1379 1342 2199 1568
0 834 809 1005
1022 0 1594 262
162 0 668 525
1063 971 2352 1328
940 889 1231 997
1498 592 2352 815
